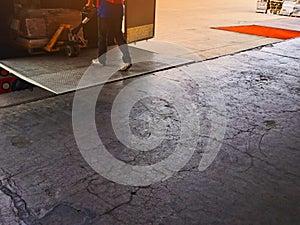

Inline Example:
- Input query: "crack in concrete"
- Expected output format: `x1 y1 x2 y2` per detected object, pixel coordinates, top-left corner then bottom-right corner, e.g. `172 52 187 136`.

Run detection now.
222 142 255 171
37 202 97 224
224 141 300 180
258 132 268 158
0 176 38 225
99 191 135 217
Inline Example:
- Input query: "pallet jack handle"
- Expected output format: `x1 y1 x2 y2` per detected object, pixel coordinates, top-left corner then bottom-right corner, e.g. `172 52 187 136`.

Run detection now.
71 6 97 35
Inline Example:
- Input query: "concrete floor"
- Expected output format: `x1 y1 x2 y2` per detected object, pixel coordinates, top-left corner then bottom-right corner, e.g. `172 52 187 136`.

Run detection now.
135 0 299 59
1 37 299 225
0 1 300 225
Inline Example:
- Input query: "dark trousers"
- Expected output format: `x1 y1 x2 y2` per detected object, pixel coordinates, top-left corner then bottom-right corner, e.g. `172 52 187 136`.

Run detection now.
97 17 131 64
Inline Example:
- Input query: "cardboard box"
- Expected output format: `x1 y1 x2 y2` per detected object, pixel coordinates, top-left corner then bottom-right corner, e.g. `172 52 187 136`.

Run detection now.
14 0 41 14
17 8 83 39
15 37 49 50
24 18 47 38
14 0 41 6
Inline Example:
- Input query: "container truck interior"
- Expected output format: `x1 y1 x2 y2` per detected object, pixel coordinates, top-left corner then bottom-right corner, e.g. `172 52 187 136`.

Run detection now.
0 0 189 95
0 0 98 59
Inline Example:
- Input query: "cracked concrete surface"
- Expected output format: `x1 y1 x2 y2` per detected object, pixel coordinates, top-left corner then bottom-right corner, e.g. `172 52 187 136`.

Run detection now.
0 38 299 225
0 170 37 225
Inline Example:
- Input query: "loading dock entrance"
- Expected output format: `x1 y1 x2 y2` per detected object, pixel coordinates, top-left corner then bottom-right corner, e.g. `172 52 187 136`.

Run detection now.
0 0 191 94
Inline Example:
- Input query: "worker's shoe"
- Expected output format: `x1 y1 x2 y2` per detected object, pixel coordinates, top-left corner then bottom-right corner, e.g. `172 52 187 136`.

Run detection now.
119 63 132 72
91 58 106 66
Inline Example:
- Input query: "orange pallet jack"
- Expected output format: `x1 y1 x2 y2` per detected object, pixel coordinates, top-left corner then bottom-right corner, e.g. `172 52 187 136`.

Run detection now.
43 7 96 57
43 23 86 57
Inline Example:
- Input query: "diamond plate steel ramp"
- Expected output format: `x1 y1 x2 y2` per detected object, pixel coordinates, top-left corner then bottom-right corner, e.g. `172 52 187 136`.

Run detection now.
0 47 192 94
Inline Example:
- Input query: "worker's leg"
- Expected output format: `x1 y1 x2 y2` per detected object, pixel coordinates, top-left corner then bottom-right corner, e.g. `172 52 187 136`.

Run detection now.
97 17 108 64
107 32 116 46
111 17 131 64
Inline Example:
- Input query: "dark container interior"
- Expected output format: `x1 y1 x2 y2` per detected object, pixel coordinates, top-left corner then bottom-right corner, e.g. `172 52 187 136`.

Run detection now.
0 0 97 59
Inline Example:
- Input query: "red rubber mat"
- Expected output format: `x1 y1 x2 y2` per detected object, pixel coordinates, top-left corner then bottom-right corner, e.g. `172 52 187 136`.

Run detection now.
213 25 300 40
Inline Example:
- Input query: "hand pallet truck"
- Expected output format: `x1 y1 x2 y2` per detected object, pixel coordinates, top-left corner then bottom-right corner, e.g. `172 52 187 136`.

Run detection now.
43 7 96 57
27 7 97 57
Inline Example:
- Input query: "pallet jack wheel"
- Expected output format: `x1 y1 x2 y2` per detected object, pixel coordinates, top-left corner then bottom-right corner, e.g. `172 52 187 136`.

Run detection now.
65 45 80 57
74 45 80 56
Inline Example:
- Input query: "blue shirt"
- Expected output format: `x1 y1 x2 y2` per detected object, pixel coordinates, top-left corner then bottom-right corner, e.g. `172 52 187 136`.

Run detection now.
98 0 123 18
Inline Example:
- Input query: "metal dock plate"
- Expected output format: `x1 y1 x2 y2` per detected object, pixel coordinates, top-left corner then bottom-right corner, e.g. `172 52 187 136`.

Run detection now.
0 47 192 94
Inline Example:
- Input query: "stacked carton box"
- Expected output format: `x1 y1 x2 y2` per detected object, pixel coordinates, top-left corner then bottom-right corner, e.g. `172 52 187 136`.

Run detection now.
269 0 284 14
11 1 84 52
14 0 41 14
16 8 83 39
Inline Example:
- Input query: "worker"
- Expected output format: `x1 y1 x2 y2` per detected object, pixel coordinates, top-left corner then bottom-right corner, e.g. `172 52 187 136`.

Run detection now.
85 0 132 71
